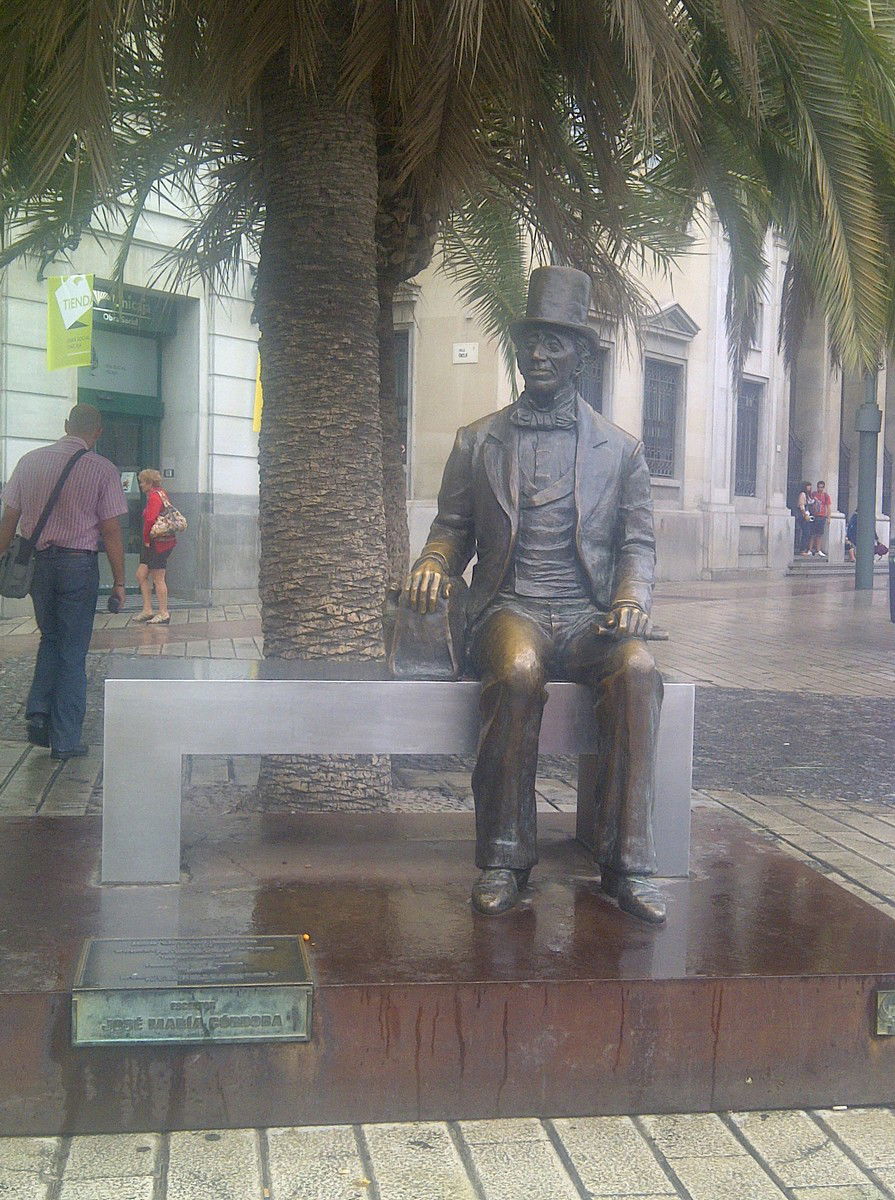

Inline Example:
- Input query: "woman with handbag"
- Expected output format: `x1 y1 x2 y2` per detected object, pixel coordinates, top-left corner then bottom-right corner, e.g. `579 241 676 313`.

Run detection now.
135 468 178 624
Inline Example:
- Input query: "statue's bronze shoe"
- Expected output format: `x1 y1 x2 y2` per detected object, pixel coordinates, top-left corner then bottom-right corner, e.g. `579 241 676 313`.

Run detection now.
471 868 524 915
600 870 667 924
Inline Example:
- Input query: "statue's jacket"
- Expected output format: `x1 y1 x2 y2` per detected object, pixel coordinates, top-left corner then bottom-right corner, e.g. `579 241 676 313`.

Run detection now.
421 396 657 629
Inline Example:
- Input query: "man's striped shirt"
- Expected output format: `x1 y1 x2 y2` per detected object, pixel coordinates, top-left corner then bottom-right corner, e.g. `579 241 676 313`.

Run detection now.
1 435 127 551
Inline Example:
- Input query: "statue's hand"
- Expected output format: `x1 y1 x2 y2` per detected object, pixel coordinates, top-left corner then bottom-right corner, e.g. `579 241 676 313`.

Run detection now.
600 604 651 639
405 557 450 614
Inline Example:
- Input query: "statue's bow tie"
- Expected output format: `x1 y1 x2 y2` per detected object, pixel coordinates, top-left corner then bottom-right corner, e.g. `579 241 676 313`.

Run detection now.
510 399 577 430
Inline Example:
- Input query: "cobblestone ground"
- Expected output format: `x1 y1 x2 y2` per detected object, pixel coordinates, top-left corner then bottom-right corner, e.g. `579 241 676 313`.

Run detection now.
1 577 894 1197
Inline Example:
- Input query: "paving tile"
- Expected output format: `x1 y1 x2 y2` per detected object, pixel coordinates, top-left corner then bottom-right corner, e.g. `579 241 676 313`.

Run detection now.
59 1178 155 1200
640 1113 746 1159
551 1116 676 1195
63 1133 159 1179
789 1188 888 1200
0 1171 52 1200
730 1111 868 1188
0 739 29 766
459 1119 579 1199
166 1129 262 1200
815 1108 895 1169
39 748 102 815
362 1122 476 1200
0 1136 58 1172
267 1125 369 1200
0 749 58 815
668 1152 788 1199
0 1136 58 1200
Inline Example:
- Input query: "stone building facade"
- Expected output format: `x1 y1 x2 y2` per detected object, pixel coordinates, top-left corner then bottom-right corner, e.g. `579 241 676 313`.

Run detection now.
1 200 891 614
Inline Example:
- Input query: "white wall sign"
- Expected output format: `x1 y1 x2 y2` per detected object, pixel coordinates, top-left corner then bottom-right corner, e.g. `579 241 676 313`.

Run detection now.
452 342 479 364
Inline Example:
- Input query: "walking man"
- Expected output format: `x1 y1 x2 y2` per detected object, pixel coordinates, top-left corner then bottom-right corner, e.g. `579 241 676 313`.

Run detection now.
0 404 127 759
406 266 665 923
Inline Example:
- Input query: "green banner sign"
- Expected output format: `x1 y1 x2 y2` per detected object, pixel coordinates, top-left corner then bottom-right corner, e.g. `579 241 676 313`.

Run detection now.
47 274 94 370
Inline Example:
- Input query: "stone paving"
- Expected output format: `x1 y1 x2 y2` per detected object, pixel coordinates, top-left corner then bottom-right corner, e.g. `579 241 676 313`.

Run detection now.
0 576 894 1197
4 1107 895 1198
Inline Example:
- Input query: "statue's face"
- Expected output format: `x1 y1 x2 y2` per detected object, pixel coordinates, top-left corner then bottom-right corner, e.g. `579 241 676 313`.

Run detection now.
515 327 581 403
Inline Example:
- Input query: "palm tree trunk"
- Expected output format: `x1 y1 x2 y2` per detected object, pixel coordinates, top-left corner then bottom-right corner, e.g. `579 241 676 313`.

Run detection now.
253 31 390 807
377 274 411 587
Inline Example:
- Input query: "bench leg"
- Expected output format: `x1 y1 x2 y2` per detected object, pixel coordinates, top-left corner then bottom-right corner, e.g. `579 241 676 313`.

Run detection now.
575 685 694 878
102 692 183 883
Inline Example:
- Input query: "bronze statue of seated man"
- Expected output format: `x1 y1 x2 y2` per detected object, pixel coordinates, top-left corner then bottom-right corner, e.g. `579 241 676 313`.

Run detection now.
405 266 666 923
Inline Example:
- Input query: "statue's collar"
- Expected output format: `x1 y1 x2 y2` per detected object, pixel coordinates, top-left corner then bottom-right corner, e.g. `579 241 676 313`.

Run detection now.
510 387 577 429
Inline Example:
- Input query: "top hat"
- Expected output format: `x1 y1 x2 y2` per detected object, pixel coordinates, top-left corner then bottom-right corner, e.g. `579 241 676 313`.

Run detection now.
509 266 600 351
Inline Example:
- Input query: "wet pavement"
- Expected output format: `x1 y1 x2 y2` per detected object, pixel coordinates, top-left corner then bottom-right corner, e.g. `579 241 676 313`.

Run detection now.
1 576 894 1198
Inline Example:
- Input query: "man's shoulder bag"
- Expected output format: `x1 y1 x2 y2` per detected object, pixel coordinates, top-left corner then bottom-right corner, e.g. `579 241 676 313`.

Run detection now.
0 448 89 599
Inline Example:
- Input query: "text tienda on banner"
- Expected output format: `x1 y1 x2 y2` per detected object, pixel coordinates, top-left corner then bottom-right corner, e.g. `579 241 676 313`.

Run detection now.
47 274 94 370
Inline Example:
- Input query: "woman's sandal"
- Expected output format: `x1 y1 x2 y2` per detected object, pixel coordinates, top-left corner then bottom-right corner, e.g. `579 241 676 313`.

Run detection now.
146 614 171 625
133 613 155 623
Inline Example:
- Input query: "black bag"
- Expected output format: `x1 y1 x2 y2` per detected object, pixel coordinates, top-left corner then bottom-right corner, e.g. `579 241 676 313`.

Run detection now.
0 448 89 598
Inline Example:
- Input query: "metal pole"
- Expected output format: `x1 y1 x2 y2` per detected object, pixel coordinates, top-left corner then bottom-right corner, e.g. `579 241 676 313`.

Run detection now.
854 368 882 590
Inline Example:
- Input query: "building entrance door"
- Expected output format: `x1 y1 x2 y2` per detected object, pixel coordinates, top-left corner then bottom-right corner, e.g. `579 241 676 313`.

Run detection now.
93 411 161 589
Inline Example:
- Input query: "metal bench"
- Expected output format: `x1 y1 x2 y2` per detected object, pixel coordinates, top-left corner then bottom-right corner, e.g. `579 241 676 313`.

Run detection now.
102 660 694 884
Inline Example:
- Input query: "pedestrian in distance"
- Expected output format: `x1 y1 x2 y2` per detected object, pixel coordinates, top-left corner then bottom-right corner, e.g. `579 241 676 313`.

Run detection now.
845 511 857 562
795 481 814 556
0 403 127 759
809 480 832 557
134 468 176 624
845 511 889 562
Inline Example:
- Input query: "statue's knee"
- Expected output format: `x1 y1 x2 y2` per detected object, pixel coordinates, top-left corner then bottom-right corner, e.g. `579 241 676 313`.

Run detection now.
619 641 659 686
496 645 546 696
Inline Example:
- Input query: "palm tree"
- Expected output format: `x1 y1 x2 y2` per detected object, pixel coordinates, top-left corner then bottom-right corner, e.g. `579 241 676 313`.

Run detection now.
4 1 895 802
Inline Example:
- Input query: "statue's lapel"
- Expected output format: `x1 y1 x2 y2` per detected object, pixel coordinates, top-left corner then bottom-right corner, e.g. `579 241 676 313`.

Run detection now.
484 408 519 526
575 397 611 527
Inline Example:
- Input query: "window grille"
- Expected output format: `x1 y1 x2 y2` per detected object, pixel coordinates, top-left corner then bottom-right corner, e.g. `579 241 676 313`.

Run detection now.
642 358 680 477
579 346 606 412
734 379 762 497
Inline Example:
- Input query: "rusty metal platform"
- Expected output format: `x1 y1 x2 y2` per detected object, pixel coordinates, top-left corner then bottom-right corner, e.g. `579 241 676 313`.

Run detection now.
1 806 894 1135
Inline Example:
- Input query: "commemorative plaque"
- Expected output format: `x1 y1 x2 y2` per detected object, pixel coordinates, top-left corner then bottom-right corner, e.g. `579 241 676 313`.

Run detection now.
877 990 895 1036
72 936 312 1047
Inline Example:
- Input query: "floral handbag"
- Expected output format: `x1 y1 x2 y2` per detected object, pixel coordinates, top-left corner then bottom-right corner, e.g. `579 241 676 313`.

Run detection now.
149 490 188 540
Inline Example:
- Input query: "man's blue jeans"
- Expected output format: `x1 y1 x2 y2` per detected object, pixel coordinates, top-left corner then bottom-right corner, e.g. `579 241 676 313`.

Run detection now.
27 549 99 754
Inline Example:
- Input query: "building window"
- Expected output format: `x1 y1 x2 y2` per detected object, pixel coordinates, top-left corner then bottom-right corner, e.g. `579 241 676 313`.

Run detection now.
735 379 762 497
579 346 607 412
642 358 680 477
